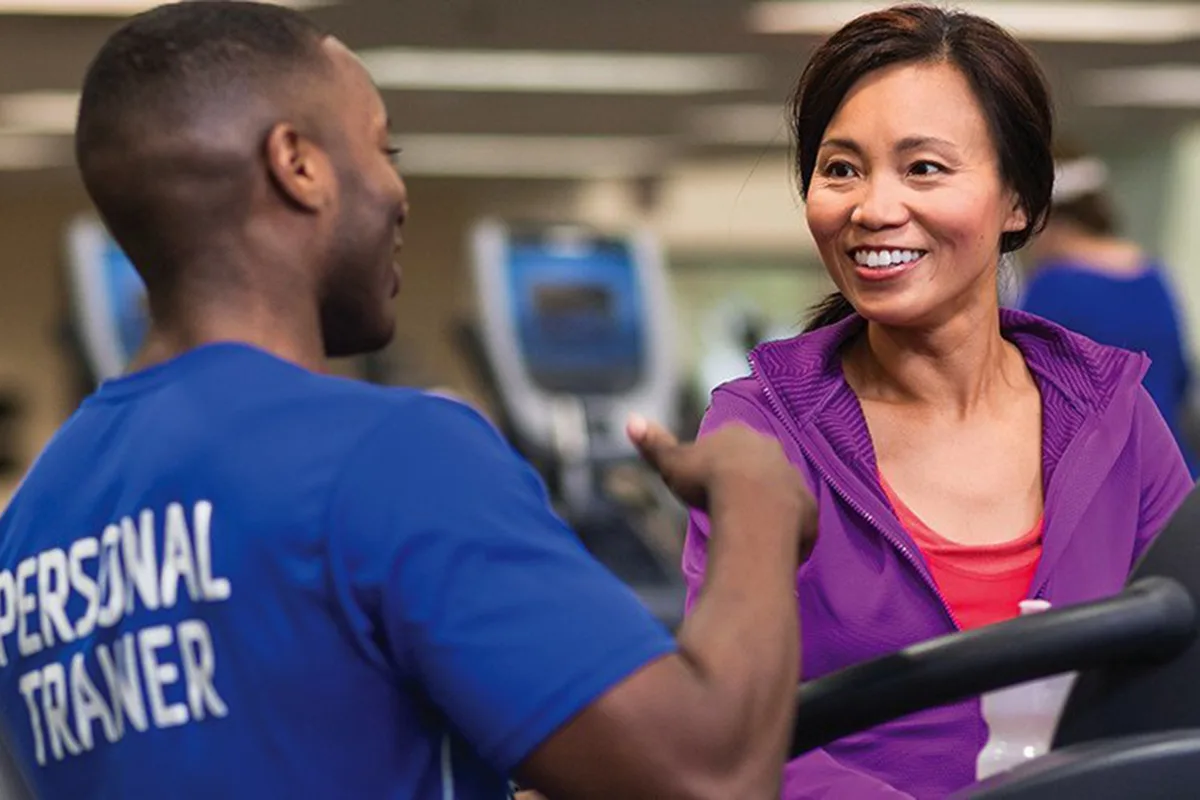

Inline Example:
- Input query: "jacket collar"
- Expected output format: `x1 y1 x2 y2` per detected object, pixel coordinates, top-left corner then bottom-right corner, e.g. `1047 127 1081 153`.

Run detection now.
749 308 1148 428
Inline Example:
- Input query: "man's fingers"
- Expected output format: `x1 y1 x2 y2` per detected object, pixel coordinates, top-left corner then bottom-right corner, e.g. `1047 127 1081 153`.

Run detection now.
626 414 681 471
625 413 650 444
628 414 715 509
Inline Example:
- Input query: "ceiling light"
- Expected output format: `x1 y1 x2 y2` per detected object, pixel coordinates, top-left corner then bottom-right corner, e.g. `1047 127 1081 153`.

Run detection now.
393 135 672 179
1083 65 1200 107
0 92 78 134
748 1 1200 44
688 103 791 146
359 48 762 95
0 134 69 169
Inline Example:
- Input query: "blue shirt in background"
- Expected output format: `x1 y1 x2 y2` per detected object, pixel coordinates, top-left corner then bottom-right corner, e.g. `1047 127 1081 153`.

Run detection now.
1019 260 1199 476
0 344 675 799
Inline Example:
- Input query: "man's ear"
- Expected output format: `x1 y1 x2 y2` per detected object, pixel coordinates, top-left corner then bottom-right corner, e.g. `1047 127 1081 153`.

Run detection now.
264 122 333 212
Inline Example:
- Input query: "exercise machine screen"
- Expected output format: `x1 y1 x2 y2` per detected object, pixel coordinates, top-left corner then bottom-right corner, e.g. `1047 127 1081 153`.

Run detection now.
507 233 644 395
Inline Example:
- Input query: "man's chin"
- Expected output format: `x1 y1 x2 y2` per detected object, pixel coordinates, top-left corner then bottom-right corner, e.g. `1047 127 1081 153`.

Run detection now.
323 321 396 359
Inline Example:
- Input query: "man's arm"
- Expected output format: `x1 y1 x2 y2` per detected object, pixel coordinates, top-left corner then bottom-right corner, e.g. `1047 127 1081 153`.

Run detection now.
329 397 813 800
517 424 806 798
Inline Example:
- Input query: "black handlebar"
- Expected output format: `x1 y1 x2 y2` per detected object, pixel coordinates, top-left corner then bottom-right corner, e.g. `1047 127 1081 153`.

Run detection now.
790 576 1197 756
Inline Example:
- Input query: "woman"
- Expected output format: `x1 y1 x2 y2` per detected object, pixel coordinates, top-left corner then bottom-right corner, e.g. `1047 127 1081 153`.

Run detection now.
1020 145 1200 476
682 5 1194 799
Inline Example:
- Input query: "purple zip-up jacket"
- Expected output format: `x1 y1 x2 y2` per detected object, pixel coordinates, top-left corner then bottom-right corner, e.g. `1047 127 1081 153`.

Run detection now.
683 309 1194 799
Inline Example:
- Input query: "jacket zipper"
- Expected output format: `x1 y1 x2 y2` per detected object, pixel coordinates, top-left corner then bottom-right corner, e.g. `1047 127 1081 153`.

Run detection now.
749 358 961 631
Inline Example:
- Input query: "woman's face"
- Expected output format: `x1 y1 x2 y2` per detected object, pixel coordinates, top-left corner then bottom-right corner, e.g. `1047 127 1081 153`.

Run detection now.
804 60 1027 329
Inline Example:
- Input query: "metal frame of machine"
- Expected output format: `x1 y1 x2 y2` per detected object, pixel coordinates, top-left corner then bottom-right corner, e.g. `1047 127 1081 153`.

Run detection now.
467 217 687 628
63 214 147 385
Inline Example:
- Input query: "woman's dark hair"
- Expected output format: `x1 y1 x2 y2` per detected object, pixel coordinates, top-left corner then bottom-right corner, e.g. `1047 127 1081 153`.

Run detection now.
793 4 1055 331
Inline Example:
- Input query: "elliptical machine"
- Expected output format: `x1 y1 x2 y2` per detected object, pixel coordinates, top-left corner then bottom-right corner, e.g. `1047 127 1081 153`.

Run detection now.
788 481 1200 798
464 219 687 629
63 214 150 388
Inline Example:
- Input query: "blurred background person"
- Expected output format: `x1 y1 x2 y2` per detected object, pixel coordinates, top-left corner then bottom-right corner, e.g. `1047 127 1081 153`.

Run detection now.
1020 143 1200 476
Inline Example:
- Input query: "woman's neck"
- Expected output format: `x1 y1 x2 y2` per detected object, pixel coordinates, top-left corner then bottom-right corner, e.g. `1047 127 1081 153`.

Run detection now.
843 303 1029 418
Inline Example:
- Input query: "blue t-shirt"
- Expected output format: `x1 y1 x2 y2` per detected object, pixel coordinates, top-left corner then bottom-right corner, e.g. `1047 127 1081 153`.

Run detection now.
0 344 675 798
1019 261 1199 476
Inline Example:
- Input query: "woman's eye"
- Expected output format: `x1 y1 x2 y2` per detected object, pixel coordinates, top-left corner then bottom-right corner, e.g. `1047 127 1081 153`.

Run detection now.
910 160 944 177
823 161 856 179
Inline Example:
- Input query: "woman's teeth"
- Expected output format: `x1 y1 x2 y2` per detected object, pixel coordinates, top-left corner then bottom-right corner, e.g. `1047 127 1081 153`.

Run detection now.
854 249 923 268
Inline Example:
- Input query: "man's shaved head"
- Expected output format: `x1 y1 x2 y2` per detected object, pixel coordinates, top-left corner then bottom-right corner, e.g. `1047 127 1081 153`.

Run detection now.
75 1 409 359
75 1 332 296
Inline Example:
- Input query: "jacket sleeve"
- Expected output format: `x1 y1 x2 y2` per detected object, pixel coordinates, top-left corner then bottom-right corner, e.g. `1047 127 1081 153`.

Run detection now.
1133 386 1196 564
681 387 914 798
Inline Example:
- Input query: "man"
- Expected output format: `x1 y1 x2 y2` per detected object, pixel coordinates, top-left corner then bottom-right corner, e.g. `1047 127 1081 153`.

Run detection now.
0 3 817 798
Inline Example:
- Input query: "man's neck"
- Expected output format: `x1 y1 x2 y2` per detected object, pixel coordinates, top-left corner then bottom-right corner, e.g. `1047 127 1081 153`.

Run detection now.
129 297 329 375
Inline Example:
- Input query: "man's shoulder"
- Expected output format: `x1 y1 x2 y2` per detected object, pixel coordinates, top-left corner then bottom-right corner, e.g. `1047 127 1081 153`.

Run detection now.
253 372 493 433
282 382 515 490
308 380 502 438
